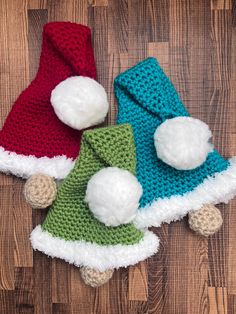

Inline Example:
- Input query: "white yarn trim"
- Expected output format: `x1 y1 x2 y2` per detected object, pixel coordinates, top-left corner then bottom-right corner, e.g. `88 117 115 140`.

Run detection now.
30 225 159 272
0 146 75 179
135 157 236 229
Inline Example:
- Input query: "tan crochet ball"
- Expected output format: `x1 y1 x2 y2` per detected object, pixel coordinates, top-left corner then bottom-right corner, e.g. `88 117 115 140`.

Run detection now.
80 267 114 287
24 173 57 209
189 204 223 237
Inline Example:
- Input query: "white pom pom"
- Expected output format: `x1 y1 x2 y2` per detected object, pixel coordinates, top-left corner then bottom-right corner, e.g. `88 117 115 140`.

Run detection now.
154 117 214 170
85 167 143 227
51 76 109 130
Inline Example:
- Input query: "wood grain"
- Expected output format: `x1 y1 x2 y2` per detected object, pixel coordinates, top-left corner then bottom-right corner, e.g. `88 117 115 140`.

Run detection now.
51 260 70 304
147 0 169 42
0 187 14 290
13 182 33 267
148 42 169 74
108 0 128 53
0 290 15 314
128 262 148 301
208 287 228 313
91 0 108 7
148 226 169 314
27 0 47 9
0 0 236 313
15 267 34 313
211 0 232 10
228 294 236 314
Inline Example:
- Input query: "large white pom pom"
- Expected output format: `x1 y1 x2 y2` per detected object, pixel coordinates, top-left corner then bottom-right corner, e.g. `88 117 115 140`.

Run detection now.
154 117 214 170
51 76 109 130
85 167 143 227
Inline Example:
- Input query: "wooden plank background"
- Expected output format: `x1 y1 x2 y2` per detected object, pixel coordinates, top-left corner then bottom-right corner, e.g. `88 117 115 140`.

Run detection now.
0 0 236 313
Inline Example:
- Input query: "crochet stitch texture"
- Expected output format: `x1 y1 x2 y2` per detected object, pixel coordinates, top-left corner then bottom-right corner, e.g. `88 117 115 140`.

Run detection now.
80 267 114 287
189 204 223 237
24 174 57 209
30 124 159 271
0 22 96 178
42 124 142 245
115 58 236 228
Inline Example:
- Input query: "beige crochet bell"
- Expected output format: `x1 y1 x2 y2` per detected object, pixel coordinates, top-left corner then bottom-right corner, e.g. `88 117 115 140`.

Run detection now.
189 204 223 237
24 173 57 209
80 267 114 287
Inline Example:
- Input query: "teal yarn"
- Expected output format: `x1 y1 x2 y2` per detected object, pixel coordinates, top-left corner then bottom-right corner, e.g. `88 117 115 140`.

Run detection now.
115 58 236 228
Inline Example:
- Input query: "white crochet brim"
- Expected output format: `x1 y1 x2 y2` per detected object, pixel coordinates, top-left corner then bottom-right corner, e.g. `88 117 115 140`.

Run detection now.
134 157 236 229
30 225 159 272
0 146 75 179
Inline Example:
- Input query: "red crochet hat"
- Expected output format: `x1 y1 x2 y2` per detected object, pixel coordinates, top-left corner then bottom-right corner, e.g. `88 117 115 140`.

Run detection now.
0 22 108 179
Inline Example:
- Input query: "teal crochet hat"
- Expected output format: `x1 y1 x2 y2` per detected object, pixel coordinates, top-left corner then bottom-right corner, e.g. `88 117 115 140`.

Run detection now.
30 124 159 271
115 58 236 229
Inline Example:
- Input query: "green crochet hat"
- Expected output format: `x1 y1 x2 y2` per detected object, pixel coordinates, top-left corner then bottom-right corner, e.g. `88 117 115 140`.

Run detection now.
30 124 159 271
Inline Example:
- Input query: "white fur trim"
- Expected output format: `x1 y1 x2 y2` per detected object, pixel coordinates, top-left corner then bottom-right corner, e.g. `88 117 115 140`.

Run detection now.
30 225 159 272
154 117 213 170
0 146 75 179
51 76 109 130
134 157 236 228
85 167 143 226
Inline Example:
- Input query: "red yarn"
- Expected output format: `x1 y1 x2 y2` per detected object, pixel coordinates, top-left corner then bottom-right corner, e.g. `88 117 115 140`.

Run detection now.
0 22 96 159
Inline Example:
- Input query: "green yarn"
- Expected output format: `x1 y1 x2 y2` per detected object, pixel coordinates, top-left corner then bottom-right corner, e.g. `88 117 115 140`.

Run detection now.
42 124 144 246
